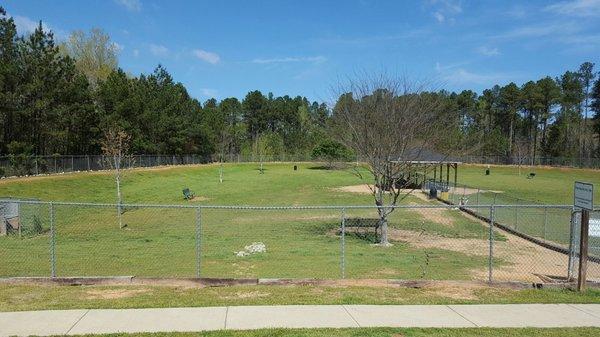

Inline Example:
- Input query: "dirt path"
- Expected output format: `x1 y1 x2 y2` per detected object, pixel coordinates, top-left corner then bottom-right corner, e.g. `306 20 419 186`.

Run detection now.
386 226 600 282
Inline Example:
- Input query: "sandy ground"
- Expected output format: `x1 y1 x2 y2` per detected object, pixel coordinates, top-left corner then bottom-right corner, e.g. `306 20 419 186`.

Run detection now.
385 227 594 282
335 184 599 283
334 184 499 196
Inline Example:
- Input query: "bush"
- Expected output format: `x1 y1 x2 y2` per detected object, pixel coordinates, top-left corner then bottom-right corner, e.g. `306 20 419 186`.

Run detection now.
311 140 354 168
7 141 34 176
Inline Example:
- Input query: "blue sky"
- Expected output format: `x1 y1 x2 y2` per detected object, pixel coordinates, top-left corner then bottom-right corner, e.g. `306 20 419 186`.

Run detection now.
3 0 600 103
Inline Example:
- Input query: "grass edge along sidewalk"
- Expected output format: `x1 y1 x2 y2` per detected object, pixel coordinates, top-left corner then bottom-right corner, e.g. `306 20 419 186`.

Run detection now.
35 327 600 337
2 281 600 312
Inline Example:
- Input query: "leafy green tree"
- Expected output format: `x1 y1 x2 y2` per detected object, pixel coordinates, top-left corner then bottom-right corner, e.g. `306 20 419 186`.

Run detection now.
60 28 119 87
311 139 353 168
521 81 543 161
0 7 19 153
242 90 268 139
579 62 596 120
547 71 584 158
498 83 521 157
536 77 561 156
591 78 600 149
578 62 596 158
218 97 244 154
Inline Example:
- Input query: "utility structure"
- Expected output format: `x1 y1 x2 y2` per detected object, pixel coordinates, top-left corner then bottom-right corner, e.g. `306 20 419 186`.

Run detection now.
390 148 461 194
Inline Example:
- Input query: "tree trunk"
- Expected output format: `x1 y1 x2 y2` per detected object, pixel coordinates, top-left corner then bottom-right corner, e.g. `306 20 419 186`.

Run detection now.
379 216 389 245
114 154 123 229
116 171 123 229
219 162 223 183
508 118 514 162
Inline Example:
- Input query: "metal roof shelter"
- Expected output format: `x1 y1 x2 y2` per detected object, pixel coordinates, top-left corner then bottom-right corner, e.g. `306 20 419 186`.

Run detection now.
390 148 461 191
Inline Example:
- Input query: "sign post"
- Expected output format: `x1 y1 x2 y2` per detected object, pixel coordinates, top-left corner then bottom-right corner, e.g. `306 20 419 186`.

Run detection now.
574 182 594 291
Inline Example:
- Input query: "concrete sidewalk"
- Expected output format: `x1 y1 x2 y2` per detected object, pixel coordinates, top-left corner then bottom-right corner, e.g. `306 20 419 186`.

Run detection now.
1 304 600 336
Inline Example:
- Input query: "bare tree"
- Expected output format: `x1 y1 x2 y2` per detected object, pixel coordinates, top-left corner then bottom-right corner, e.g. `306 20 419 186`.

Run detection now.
332 74 448 245
513 137 529 176
218 130 231 183
101 128 131 229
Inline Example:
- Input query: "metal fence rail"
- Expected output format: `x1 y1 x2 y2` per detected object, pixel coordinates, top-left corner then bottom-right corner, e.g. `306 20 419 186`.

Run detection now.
1 199 596 283
0 154 323 178
3 153 600 178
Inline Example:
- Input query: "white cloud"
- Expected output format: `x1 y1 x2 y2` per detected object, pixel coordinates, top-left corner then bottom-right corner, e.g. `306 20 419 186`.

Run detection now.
10 14 50 35
427 0 462 23
493 22 581 39
132 49 140 57
441 68 514 85
315 30 428 46
149 44 168 57
7 13 67 40
476 46 500 56
115 0 142 12
192 49 221 64
252 56 327 64
545 0 600 17
200 88 218 97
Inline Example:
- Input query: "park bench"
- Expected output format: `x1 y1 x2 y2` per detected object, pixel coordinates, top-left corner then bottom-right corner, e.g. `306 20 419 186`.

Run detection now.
343 218 381 242
182 188 195 200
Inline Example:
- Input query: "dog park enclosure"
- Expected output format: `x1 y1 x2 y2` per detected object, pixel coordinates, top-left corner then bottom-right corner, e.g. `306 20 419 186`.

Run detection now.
1 198 598 284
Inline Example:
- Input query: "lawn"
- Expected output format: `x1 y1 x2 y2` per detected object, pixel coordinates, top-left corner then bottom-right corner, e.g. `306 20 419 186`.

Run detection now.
0 163 498 280
43 328 600 337
0 162 594 280
1 283 600 312
457 164 600 205
1 162 596 205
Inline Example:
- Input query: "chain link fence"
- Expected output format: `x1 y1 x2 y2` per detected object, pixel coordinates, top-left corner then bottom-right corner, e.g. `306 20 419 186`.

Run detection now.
455 155 600 169
569 210 600 282
0 199 598 283
4 153 600 178
0 154 322 178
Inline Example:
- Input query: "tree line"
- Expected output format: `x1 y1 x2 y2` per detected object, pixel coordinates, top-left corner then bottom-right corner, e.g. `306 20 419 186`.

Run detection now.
2 8 600 163
435 62 600 162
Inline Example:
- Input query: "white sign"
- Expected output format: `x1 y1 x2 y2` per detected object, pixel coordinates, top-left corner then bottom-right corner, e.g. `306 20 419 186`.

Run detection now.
574 181 594 211
590 219 600 237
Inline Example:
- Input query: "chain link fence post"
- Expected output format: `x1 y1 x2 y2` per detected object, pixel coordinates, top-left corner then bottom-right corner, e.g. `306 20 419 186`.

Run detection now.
49 202 56 278
341 208 346 279
195 206 202 278
514 203 519 231
543 206 548 241
488 205 495 283
567 207 577 280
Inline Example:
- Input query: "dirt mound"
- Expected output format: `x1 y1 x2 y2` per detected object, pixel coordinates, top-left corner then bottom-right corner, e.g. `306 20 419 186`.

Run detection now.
84 288 151 299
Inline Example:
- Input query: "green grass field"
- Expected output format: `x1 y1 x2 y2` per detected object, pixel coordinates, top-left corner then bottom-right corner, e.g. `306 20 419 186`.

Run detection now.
2 283 600 312
0 163 499 279
457 164 600 204
0 162 596 279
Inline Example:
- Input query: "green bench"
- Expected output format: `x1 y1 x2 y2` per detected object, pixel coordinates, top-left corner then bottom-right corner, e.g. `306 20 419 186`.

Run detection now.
182 188 195 200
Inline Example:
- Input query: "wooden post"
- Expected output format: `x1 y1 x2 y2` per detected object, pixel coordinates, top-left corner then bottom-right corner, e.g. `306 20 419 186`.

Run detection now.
446 163 450 187
578 209 590 291
454 163 458 191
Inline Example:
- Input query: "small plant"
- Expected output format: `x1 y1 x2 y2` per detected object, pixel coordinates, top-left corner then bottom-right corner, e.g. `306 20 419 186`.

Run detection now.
419 251 431 279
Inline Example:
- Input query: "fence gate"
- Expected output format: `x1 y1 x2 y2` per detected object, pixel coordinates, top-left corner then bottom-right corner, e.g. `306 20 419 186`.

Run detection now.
569 209 600 283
